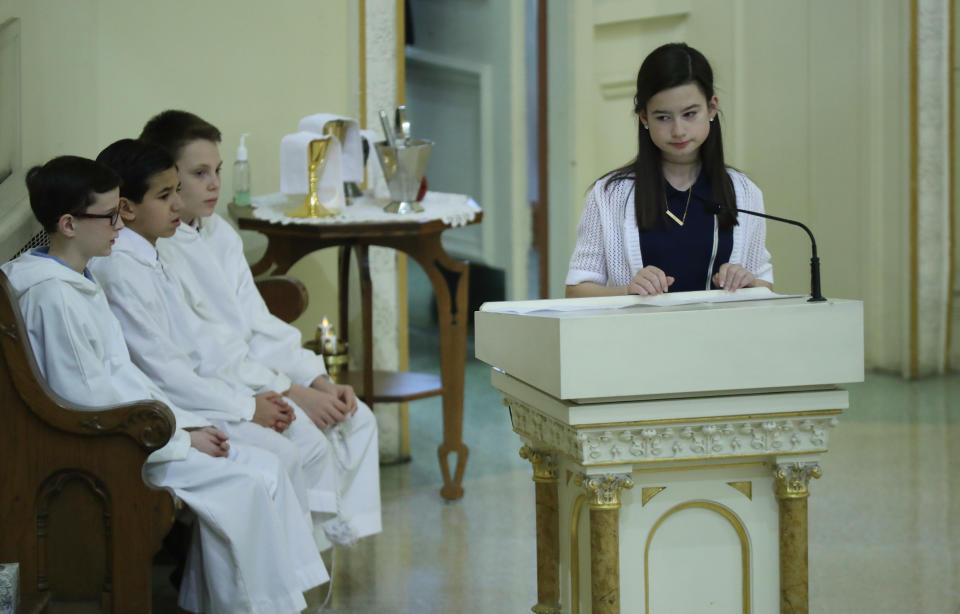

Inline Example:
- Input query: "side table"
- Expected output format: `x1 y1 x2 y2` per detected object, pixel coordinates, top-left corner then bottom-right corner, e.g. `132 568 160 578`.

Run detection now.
230 201 481 500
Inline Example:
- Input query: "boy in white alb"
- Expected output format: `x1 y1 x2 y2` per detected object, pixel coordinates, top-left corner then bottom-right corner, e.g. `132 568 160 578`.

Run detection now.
88 139 370 549
140 111 381 546
1 156 328 614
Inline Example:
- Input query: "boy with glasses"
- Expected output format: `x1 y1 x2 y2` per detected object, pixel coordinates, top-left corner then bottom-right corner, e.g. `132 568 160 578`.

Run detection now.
1 155 328 614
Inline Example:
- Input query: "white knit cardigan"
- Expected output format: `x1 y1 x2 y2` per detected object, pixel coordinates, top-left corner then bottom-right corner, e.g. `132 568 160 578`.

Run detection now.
566 168 774 287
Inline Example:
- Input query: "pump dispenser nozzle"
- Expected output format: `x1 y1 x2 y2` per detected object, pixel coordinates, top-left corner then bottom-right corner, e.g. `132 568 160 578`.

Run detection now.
237 133 250 161
234 133 252 206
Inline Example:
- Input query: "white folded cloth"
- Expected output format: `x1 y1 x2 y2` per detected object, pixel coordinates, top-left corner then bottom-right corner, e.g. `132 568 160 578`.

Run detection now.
360 128 391 199
298 114 364 182
279 132 344 213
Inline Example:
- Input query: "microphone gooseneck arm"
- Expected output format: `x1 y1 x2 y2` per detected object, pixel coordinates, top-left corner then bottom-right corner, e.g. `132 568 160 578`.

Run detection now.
712 203 826 302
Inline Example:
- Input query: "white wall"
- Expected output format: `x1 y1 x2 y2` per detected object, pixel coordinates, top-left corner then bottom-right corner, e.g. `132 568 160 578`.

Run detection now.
0 0 356 334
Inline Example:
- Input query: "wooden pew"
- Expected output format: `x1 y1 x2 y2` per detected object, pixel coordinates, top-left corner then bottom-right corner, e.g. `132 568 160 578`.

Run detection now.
0 228 308 612
0 269 176 612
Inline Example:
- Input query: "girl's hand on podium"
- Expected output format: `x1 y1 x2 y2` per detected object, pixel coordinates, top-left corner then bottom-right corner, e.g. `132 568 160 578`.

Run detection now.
628 266 675 296
713 263 755 291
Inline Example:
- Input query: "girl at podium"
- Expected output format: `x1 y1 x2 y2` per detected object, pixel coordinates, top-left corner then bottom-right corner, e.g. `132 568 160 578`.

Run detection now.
566 43 773 297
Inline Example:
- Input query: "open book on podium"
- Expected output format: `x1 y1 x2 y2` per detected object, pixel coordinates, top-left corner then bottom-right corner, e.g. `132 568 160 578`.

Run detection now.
475 288 863 614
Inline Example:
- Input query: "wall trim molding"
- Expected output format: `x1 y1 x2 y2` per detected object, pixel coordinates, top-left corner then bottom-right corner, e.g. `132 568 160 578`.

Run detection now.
598 76 635 101
947 0 956 370
910 0 920 377
592 0 690 27
910 0 953 376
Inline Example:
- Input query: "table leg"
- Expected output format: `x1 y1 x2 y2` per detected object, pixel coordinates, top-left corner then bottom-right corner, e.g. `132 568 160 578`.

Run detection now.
337 245 351 349
435 255 469 500
247 232 297 276
405 239 470 500
353 244 375 410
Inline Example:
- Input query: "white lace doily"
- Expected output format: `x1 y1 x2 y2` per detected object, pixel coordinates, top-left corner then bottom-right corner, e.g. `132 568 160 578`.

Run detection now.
250 191 481 227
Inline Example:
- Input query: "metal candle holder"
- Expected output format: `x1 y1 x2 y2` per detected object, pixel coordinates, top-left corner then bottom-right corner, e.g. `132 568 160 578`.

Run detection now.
322 341 349 382
305 323 349 382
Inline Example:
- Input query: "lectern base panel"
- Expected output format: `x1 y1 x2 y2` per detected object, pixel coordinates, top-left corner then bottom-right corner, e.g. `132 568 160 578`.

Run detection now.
502 372 844 614
561 460 780 614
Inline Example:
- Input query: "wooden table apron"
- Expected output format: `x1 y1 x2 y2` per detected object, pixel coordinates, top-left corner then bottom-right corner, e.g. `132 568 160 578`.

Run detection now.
231 203 481 500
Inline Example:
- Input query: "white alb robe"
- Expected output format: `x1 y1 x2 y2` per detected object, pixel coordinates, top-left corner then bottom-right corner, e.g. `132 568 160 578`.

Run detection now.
162 214 381 542
1 250 327 614
89 229 340 536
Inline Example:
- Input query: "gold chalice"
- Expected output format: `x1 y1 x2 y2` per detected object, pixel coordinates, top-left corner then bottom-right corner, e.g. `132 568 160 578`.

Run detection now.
322 119 349 146
287 137 337 218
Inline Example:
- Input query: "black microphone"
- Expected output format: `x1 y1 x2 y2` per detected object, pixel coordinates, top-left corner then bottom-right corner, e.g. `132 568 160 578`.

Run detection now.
708 202 826 302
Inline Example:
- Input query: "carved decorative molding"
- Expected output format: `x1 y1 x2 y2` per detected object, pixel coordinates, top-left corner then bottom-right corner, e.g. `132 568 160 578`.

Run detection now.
508 398 581 455
505 396 839 465
78 407 172 450
0 322 16 340
575 473 634 509
36 470 112 593
773 462 822 499
519 445 559 483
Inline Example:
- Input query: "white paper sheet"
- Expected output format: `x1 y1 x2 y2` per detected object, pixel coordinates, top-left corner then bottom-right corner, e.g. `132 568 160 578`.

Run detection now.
479 287 803 314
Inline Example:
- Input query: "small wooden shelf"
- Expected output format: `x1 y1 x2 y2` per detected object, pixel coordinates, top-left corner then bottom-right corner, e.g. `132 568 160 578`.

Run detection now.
335 370 443 403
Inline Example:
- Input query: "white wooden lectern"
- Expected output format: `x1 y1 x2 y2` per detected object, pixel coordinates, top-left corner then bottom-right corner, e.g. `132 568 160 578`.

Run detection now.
475 290 863 614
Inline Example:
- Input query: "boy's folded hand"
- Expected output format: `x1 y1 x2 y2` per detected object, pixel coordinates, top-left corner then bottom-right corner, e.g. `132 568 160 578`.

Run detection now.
286 383 348 429
335 383 359 416
189 426 231 457
252 391 295 433
307 392 348 429
310 376 358 417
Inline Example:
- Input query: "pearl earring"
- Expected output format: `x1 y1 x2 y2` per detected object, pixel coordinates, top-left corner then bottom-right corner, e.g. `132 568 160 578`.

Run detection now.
709 117 714 123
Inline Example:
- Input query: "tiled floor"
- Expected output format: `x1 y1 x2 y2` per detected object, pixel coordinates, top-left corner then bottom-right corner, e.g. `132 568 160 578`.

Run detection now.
319 328 960 614
138 327 960 613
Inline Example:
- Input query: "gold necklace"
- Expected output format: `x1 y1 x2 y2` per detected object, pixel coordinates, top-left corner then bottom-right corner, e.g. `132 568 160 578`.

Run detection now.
665 186 693 226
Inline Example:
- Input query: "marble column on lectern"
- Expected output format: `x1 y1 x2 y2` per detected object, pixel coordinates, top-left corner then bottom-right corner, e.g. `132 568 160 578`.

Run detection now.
774 461 822 614
576 473 635 614
520 445 560 614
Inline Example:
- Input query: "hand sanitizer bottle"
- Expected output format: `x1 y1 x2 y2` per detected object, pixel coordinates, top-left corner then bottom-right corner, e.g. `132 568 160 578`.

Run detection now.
234 133 251 206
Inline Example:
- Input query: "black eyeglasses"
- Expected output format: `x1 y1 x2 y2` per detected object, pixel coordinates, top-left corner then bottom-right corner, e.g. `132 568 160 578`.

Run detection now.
74 208 121 226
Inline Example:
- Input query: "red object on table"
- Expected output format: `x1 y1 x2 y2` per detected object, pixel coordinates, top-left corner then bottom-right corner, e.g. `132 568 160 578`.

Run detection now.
417 177 428 201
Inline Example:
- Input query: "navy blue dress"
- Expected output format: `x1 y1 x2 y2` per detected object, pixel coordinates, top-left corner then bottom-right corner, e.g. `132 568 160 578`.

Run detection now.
638 171 733 292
